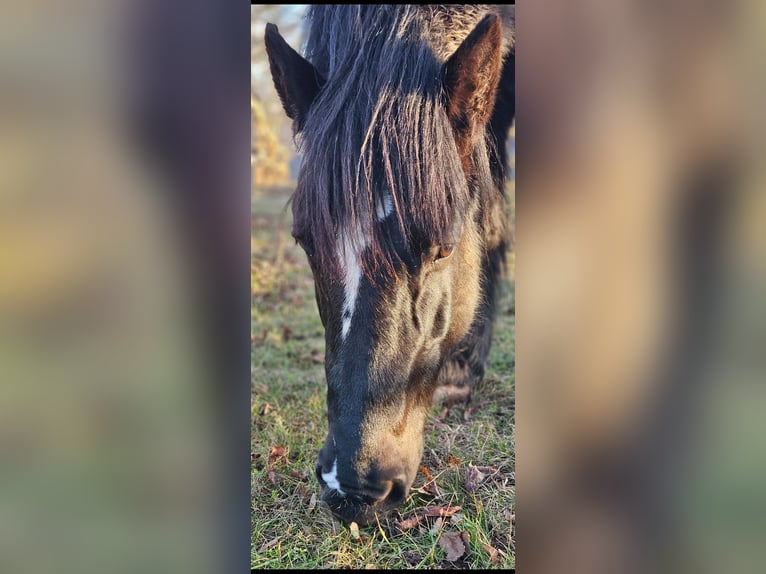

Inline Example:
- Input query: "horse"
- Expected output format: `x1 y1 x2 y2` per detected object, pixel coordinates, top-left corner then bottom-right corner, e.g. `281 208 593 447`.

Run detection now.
265 4 515 525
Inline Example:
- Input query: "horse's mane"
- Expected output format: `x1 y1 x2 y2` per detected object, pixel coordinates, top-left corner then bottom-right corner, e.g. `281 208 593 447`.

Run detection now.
291 5 509 277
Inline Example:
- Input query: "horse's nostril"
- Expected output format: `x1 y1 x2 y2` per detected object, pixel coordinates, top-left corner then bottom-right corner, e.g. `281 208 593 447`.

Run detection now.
367 478 407 507
384 479 407 507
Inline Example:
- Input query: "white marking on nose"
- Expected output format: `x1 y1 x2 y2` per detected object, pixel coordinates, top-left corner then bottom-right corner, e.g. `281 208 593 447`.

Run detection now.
322 459 345 495
339 229 367 340
375 193 394 221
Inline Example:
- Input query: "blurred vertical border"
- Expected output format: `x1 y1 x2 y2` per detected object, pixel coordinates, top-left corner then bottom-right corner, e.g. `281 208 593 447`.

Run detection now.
0 1 252 573
517 1 765 573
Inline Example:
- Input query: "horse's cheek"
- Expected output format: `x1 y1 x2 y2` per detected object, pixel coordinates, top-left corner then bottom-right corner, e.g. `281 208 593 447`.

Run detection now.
445 235 483 345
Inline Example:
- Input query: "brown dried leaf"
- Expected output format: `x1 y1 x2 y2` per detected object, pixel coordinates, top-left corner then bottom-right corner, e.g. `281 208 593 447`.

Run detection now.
268 446 287 464
482 542 499 563
466 463 492 492
257 536 280 553
267 468 276 484
439 530 469 562
447 454 461 466
290 469 310 480
396 505 463 532
416 466 443 497
424 505 462 517
395 514 424 531
417 479 442 498
307 493 317 513
259 403 272 416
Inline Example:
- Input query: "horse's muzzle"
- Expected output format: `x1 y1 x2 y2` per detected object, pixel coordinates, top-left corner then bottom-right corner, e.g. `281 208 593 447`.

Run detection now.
315 464 408 525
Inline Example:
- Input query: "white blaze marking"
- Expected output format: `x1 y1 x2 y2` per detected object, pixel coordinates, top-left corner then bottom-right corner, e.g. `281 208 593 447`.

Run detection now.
339 229 366 340
322 459 345 495
375 193 394 221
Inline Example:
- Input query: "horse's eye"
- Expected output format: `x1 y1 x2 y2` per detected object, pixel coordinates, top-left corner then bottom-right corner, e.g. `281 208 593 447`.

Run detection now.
293 234 315 259
433 244 455 263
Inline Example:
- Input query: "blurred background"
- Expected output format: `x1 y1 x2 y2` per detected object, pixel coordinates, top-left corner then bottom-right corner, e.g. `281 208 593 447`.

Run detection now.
250 5 308 300
0 1 251 573
517 1 766 573
0 1 764 573
251 5 307 196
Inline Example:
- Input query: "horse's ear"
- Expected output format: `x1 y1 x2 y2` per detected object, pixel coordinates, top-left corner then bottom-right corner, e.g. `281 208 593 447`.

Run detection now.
442 13 504 161
264 23 325 131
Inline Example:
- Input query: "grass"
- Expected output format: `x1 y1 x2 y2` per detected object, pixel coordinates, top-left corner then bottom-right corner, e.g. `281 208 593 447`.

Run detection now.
251 187 515 569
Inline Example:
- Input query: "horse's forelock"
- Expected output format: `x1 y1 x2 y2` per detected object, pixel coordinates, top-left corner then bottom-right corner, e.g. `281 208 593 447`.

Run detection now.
291 5 503 279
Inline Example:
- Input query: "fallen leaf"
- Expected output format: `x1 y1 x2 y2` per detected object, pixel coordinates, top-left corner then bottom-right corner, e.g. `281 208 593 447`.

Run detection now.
466 463 491 492
447 454 461 466
307 493 317 513
259 403 271 416
416 479 442 498
450 513 464 525
267 468 276 484
257 537 280 553
415 466 442 497
364 564 376 570
290 469 310 480
395 514 423 531
395 505 463 532
268 446 287 464
349 521 360 540
439 530 469 561
429 517 444 535
482 542 499 563
424 505 462 517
